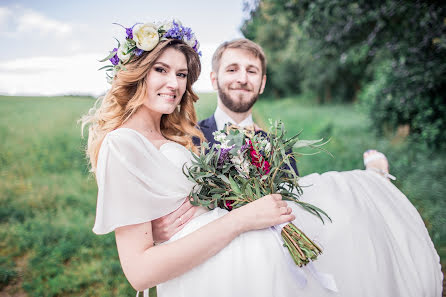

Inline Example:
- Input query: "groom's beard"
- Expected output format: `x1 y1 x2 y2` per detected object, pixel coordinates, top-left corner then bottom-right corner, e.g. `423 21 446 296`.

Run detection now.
217 81 260 113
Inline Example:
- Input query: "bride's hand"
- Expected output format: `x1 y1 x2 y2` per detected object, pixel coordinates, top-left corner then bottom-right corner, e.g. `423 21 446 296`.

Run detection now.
151 199 198 243
230 194 295 233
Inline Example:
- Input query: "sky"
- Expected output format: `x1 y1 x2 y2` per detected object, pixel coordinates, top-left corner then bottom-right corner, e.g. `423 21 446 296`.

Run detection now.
0 0 248 96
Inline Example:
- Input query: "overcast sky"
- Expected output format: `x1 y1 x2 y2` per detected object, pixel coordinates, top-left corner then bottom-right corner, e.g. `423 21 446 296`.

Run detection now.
0 0 247 96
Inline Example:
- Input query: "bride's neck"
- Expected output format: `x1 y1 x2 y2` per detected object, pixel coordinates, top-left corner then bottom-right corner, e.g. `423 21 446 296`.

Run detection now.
123 106 162 136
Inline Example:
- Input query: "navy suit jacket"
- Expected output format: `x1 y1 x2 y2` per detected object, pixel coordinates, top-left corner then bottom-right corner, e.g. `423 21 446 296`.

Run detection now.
194 115 299 175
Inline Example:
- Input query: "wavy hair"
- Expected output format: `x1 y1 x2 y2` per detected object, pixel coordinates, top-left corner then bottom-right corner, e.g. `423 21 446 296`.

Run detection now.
81 39 205 172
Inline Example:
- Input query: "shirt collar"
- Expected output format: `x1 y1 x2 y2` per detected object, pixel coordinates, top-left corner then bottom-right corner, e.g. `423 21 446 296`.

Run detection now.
214 106 253 131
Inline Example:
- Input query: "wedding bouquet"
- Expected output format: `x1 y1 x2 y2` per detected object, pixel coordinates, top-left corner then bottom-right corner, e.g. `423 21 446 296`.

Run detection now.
184 120 330 267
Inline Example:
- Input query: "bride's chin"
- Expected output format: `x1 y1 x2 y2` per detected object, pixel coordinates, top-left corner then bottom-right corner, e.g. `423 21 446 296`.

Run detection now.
163 107 178 115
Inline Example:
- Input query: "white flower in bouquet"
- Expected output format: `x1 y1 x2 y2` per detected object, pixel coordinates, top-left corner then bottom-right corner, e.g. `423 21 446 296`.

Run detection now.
213 130 231 149
231 154 250 177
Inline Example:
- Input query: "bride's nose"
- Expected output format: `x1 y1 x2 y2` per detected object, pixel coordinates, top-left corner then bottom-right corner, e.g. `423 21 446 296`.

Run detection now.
165 73 179 90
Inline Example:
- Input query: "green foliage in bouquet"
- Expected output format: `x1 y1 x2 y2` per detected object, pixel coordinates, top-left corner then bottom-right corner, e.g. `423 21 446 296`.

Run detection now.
184 120 330 266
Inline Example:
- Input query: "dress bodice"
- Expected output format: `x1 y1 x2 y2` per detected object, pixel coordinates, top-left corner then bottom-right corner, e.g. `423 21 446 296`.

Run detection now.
159 142 194 170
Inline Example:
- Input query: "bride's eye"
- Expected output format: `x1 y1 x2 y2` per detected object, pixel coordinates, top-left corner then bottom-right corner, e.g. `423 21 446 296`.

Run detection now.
177 72 188 78
155 67 166 73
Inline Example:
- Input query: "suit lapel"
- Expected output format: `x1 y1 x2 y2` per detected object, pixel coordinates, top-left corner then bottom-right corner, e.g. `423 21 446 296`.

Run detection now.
199 115 218 147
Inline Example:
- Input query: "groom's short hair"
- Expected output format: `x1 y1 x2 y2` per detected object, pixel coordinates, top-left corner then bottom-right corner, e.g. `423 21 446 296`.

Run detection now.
212 38 267 76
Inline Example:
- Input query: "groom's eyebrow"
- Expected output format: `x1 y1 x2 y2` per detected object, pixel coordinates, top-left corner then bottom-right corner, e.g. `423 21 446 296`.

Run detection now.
225 63 239 69
225 63 260 71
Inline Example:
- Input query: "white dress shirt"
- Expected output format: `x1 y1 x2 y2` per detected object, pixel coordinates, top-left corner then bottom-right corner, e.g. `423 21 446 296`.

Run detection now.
214 106 254 131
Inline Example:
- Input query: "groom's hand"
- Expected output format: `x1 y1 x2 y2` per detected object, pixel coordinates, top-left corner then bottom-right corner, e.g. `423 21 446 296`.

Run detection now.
151 198 197 243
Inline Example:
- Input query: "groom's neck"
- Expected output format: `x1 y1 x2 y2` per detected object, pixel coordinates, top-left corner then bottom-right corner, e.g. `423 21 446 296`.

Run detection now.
217 101 252 125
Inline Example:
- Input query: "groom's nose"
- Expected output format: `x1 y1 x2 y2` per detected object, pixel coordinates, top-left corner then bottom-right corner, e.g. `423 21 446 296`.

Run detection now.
236 68 248 84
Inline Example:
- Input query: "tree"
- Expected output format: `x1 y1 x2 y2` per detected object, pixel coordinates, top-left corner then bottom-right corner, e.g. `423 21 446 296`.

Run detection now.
242 0 446 147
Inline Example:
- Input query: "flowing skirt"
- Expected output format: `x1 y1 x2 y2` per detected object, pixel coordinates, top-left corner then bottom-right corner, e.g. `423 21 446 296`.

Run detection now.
157 170 443 297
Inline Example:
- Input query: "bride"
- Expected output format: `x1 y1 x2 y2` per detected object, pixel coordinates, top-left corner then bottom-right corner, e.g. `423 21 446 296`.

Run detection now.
82 20 443 297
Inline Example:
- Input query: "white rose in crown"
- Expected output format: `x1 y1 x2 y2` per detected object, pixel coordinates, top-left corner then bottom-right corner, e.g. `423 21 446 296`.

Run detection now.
117 40 132 63
159 19 182 32
133 23 160 51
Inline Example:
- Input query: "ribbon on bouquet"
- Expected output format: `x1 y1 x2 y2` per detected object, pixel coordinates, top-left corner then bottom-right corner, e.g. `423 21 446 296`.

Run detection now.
271 224 338 292
135 289 149 297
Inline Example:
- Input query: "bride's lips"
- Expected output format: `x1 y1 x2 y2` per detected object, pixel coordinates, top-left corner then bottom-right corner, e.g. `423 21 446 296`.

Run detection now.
158 93 177 102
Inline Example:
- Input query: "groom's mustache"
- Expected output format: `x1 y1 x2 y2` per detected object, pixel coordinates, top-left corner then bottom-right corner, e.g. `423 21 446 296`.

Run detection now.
228 84 252 91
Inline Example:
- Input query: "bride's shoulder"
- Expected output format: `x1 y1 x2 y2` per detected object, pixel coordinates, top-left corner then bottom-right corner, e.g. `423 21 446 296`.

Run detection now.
105 127 145 144
101 128 153 157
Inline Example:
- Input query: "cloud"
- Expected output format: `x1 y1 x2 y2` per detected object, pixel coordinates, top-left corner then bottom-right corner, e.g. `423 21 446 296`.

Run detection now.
0 46 217 96
0 54 108 96
17 10 72 35
0 6 12 23
0 6 72 36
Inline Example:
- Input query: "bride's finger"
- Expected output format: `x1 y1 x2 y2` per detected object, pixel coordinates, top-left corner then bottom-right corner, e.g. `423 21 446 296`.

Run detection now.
279 206 290 215
271 194 282 201
279 214 296 224
276 200 288 208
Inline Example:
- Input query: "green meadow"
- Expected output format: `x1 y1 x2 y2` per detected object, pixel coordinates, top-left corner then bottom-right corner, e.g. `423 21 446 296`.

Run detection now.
1 95 444 296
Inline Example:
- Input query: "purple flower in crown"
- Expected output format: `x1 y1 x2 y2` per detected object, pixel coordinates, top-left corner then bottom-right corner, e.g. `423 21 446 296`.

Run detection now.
125 27 133 39
182 27 193 40
109 48 119 65
113 23 138 40
163 20 183 39
134 48 144 56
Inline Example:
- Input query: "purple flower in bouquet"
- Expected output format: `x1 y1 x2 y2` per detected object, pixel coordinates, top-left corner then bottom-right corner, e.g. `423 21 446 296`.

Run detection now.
218 147 233 167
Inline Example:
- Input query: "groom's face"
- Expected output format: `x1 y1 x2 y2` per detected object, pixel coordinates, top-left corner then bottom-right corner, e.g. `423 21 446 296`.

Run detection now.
211 48 266 113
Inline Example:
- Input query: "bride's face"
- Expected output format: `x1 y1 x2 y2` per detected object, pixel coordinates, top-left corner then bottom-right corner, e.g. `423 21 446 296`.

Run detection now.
143 47 188 115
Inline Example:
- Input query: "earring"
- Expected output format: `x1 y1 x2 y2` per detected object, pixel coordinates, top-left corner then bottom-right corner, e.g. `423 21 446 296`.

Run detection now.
177 104 181 112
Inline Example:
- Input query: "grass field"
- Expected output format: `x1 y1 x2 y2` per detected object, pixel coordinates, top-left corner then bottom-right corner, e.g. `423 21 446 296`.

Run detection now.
1 94 444 296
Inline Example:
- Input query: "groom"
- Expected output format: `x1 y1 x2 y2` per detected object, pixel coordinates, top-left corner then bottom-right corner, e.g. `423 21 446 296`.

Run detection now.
197 38 298 173
152 38 297 242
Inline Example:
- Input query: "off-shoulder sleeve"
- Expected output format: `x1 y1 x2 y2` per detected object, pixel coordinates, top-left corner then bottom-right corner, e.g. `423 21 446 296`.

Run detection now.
92 130 189 235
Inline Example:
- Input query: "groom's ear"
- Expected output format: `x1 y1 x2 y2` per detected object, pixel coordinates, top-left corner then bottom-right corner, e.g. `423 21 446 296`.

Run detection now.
259 74 266 94
210 72 218 91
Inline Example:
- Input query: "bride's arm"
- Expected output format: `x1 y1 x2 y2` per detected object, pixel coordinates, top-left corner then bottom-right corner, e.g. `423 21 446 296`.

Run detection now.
115 194 294 291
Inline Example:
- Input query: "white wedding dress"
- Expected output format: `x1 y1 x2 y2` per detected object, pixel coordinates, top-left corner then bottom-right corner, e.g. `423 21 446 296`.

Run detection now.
93 128 443 297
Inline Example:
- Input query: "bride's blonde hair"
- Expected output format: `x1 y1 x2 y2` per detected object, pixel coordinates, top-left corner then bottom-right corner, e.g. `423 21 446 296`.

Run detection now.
81 39 205 172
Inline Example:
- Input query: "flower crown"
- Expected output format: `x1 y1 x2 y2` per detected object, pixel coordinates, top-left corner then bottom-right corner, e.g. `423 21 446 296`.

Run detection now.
99 20 201 83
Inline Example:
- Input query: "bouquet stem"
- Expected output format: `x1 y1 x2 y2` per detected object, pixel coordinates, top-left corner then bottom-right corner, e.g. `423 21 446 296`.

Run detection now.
281 223 322 267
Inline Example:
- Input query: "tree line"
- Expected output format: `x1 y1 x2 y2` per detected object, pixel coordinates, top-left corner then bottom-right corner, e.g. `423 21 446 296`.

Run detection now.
241 0 445 148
